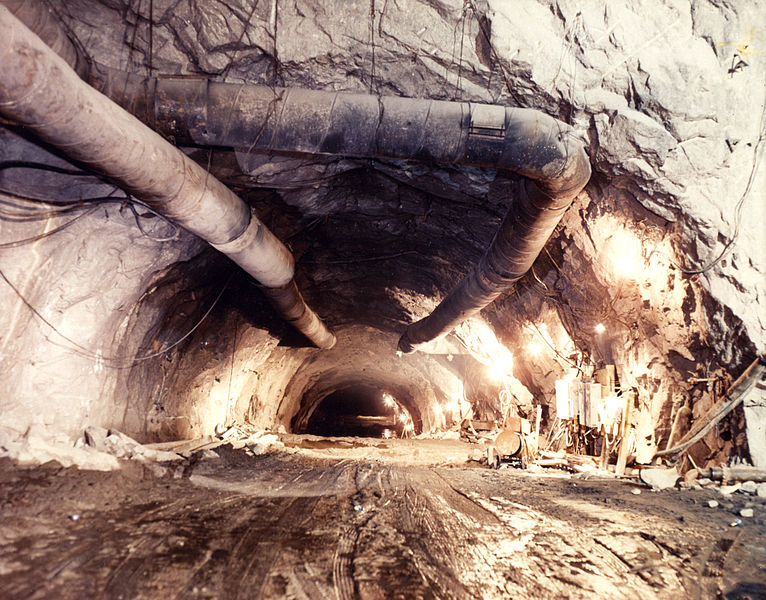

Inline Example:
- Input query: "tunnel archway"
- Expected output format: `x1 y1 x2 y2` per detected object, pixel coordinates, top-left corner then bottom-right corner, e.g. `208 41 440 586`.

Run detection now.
289 365 426 438
0 0 761 478
299 384 403 438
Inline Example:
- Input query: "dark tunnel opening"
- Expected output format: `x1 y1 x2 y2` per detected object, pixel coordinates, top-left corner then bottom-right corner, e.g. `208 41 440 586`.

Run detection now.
303 385 404 438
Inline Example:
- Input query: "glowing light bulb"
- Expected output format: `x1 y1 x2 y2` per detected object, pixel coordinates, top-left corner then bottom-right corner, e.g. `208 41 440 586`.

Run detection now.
595 323 606 334
488 354 513 381
489 363 503 381
609 228 644 278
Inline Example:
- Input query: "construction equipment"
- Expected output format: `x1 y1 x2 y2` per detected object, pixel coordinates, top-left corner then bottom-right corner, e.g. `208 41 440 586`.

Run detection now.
487 416 534 469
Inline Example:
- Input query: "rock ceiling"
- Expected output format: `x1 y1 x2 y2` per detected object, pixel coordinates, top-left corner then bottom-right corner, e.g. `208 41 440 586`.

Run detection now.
0 0 763 465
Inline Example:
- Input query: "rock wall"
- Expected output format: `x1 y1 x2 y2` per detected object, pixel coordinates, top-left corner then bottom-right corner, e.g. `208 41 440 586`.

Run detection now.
0 0 763 464
0 131 204 441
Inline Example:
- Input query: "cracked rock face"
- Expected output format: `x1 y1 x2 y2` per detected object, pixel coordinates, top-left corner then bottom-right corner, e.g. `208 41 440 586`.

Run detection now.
0 0 763 466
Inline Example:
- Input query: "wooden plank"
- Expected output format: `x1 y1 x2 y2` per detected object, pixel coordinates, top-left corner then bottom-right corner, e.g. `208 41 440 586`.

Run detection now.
616 391 634 477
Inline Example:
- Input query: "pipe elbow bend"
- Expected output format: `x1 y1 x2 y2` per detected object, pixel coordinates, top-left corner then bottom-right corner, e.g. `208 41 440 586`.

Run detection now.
500 108 591 202
549 136 591 201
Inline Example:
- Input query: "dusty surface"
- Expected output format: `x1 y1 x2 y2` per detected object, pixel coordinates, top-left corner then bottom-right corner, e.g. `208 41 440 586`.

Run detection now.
1 439 764 600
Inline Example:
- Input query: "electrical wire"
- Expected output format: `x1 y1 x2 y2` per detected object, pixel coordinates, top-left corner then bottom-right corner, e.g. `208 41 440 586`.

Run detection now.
122 199 180 242
528 318 581 372
0 264 233 369
0 264 114 360
672 107 766 275
368 0 377 93
1 188 181 244
450 2 468 99
0 191 121 220
0 160 91 177
221 0 261 82
0 202 90 221
0 188 122 207
466 0 516 102
302 250 419 265
0 160 115 207
112 274 233 368
0 206 99 248
41 0 96 74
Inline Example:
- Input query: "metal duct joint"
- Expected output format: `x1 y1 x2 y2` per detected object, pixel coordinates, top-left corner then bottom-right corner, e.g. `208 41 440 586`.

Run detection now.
0 5 335 349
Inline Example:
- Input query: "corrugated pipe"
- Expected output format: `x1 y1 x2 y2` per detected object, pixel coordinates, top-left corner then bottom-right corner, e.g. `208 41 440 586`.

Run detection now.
0 6 336 349
3 1 590 353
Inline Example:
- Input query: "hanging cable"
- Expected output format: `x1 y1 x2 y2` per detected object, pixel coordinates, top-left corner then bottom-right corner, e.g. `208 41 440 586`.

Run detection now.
1 189 180 242
0 159 91 177
0 205 99 248
0 263 233 369
221 0 261 82
466 0 516 102
0 201 90 221
122 198 180 242
113 274 233 368
672 107 766 275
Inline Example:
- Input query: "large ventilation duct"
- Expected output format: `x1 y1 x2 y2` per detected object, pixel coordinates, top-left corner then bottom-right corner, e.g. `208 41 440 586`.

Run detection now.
0 0 88 77
2 1 591 353
112 81 590 352
0 6 336 349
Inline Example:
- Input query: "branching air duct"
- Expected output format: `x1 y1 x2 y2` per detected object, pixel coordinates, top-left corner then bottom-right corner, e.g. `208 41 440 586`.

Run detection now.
0 5 336 349
1 1 591 354
107 81 590 353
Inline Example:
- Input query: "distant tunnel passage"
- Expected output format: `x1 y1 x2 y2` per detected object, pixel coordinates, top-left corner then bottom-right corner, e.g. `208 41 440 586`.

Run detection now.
300 385 404 438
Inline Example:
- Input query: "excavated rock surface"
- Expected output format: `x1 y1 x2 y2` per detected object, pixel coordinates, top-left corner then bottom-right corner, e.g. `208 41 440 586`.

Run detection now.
0 0 763 461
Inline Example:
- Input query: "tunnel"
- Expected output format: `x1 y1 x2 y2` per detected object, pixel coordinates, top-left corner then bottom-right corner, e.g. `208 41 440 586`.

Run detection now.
0 1 765 598
298 385 405 438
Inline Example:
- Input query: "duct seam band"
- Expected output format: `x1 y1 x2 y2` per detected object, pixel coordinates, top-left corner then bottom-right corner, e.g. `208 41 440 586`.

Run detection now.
210 212 295 289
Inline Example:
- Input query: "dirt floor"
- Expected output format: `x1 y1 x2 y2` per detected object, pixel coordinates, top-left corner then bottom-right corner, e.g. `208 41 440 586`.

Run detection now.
0 438 764 599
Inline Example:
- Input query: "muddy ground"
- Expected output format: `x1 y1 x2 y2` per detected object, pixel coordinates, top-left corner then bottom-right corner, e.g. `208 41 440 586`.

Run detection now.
0 439 764 599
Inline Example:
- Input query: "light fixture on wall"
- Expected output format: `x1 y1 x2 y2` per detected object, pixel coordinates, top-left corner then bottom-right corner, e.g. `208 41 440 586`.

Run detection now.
488 353 514 381
608 228 645 279
382 393 396 409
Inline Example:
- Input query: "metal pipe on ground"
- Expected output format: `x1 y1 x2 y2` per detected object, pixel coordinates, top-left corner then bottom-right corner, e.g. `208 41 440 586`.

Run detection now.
0 6 335 349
